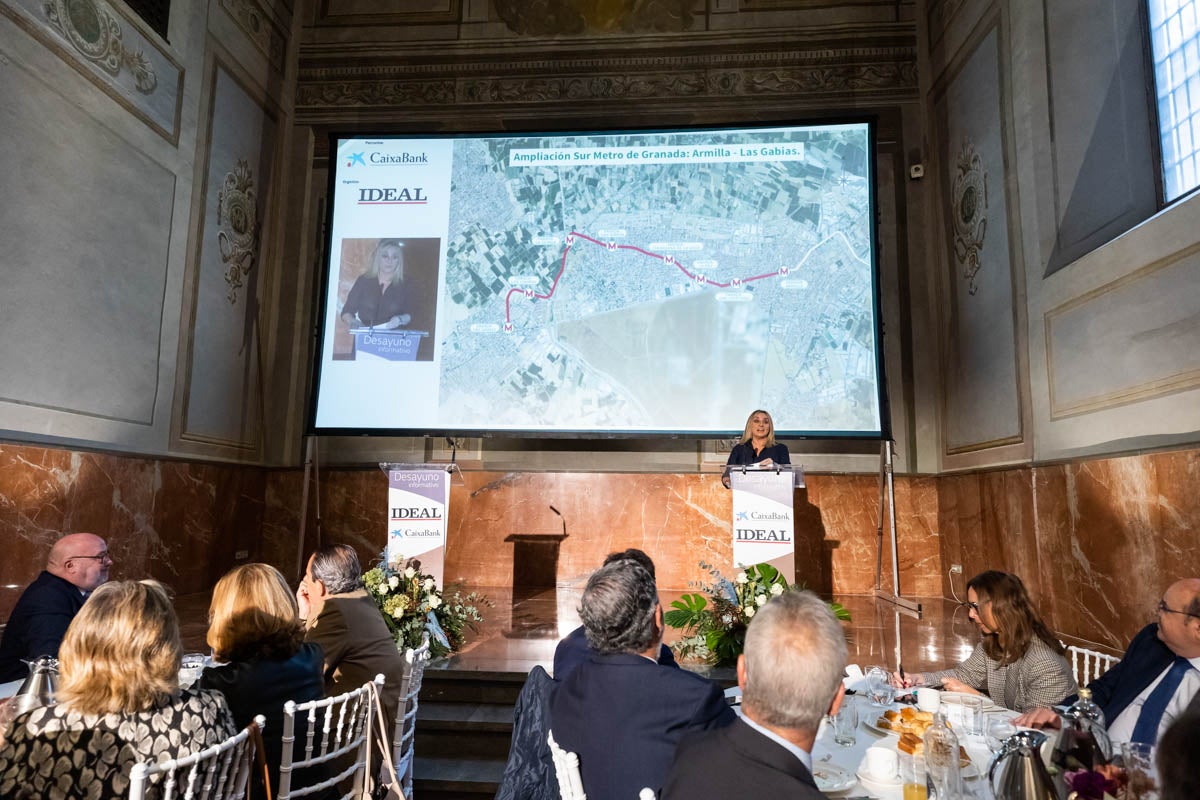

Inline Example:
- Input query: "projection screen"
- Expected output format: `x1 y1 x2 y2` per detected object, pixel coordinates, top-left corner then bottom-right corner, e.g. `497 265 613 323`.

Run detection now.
309 122 884 438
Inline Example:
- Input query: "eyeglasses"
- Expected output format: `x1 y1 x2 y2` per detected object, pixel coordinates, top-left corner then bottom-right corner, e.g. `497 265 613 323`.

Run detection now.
1157 599 1199 619
962 599 991 614
68 552 112 564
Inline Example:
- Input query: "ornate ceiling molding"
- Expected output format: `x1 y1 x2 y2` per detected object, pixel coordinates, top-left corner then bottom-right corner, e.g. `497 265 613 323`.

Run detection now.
295 31 917 120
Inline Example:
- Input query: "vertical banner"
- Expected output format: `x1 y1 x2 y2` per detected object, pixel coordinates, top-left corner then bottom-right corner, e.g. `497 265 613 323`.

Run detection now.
729 470 796 583
385 466 450 586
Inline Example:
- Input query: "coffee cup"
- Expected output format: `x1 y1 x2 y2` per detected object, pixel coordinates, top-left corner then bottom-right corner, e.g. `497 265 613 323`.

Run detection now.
916 687 941 713
864 746 899 780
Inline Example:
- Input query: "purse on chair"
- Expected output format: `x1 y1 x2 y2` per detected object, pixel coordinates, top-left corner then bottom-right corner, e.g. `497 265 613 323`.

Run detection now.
362 680 406 800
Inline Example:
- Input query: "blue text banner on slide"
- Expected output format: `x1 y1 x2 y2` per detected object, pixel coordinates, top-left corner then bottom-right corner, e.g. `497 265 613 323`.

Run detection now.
310 123 884 438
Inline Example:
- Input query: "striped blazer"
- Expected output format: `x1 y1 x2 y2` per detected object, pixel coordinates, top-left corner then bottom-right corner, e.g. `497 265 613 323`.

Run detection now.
925 635 1077 713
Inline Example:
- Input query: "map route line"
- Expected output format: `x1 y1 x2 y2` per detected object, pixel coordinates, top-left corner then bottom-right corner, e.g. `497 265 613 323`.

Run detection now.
502 230 790 326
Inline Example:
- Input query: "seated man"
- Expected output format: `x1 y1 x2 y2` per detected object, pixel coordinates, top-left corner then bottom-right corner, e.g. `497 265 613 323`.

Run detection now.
297 545 407 726
552 548 677 681
549 559 735 799
662 591 847 799
1015 578 1200 745
0 533 110 682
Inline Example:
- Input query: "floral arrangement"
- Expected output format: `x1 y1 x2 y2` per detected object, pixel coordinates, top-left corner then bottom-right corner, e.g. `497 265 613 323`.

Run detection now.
1064 765 1127 800
664 561 850 667
362 556 491 659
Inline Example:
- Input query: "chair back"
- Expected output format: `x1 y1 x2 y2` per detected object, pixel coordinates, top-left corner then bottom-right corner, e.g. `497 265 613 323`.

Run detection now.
1064 644 1120 687
391 634 431 797
546 730 586 800
278 674 385 800
127 715 265 800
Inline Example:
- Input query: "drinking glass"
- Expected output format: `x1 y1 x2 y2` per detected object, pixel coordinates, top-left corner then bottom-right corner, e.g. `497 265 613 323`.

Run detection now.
832 698 859 746
986 717 1017 753
1119 742 1160 800
867 666 896 706
961 695 984 736
179 653 208 689
900 752 928 800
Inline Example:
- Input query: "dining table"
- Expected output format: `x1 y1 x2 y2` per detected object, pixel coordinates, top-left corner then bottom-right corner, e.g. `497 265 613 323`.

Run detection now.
726 687 1025 799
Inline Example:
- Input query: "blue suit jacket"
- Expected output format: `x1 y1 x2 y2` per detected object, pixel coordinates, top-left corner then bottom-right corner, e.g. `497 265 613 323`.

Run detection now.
549 652 735 800
0 571 86 682
1087 623 1176 723
552 625 677 681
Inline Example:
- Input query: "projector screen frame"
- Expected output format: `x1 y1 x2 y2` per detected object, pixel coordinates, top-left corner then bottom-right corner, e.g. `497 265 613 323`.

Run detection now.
306 117 892 442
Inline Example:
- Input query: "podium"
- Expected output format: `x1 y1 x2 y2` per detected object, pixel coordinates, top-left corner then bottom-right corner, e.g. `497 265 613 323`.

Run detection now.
351 328 429 361
726 464 804 584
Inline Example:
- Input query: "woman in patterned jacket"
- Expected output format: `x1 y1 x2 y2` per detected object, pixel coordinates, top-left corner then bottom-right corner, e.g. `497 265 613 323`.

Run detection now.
0 579 236 799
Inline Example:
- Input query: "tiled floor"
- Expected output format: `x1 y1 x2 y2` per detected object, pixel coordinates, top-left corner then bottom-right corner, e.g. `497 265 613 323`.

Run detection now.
177 586 980 676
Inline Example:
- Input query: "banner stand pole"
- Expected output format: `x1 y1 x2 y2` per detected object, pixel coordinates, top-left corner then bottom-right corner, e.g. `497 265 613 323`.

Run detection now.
296 435 320 583
873 439 922 618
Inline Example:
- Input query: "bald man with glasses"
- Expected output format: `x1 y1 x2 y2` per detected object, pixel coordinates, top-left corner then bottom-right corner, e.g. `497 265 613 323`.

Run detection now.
0 533 111 682
1016 578 1200 746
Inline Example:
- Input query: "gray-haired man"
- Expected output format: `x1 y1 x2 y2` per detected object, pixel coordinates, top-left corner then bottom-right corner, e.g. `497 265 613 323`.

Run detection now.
662 590 848 799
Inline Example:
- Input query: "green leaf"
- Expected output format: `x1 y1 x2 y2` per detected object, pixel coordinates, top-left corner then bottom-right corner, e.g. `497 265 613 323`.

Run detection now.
664 593 710 631
829 601 851 621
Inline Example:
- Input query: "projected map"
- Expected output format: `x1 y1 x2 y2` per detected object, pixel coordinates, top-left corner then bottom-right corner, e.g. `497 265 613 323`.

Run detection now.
436 128 879 433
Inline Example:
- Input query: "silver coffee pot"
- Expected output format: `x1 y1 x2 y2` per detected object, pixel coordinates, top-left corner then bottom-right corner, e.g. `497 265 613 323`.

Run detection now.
989 729 1058 800
11 656 59 716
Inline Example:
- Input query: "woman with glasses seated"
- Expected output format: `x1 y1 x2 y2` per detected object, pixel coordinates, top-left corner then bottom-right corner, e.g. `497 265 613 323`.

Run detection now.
197 563 327 797
892 570 1076 712
0 580 236 796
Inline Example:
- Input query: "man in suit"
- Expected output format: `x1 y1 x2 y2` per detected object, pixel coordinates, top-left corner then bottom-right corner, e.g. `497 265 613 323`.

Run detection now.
0 532 110 682
662 590 847 799
297 544 407 727
552 548 677 681
550 559 735 800
1016 578 1200 745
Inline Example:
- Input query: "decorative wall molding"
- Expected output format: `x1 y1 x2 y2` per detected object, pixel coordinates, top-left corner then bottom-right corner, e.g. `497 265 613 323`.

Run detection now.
0 0 183 142
217 159 260 305
1045 240 1200 420
951 138 987 296
220 0 287 71
296 38 918 116
926 0 970 47
493 0 697 36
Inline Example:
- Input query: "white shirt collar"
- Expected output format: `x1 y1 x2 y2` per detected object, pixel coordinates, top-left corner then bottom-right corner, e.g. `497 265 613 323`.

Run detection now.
740 714 813 773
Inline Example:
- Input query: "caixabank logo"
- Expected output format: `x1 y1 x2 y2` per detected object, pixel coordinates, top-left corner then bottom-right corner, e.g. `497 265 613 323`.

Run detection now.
344 150 430 167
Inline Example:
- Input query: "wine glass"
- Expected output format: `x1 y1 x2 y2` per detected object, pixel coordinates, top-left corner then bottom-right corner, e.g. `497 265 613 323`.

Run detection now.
867 666 896 706
986 717 1018 753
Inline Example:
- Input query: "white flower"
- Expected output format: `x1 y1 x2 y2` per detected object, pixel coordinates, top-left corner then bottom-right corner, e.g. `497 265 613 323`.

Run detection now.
388 576 399 589
770 583 784 596
736 572 749 584
404 567 416 579
427 595 442 609
755 594 767 607
423 578 435 591
745 606 756 618
375 583 389 596
391 608 404 619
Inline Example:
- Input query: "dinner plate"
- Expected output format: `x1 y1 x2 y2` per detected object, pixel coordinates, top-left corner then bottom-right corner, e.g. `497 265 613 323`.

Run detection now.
938 691 1000 711
812 761 856 794
862 715 901 737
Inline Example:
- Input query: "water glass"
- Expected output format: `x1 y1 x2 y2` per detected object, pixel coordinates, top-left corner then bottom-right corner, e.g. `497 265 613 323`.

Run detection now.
832 698 859 746
867 666 896 706
986 716 1018 753
960 695 984 736
1119 741 1160 800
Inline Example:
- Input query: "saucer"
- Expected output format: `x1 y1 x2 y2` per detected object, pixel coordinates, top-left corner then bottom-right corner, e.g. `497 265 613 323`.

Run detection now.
856 765 903 790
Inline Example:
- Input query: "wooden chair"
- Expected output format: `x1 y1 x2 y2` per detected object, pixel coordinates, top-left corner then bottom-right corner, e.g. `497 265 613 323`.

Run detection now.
278 674 384 800
546 730 586 800
390 634 431 798
127 715 265 800
1064 644 1120 687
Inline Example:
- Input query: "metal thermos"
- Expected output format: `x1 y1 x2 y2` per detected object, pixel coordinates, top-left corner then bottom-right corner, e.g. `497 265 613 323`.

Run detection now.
988 729 1058 800
11 656 59 716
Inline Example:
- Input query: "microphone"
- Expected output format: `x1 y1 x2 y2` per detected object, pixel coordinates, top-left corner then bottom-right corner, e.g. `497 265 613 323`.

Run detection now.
549 505 566 537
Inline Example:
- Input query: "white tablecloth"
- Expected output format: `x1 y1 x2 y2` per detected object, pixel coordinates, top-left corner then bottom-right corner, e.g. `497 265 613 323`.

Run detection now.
816 695 1024 798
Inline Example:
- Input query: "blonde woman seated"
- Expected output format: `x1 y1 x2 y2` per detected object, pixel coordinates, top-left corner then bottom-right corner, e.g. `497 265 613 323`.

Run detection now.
0 580 235 798
892 570 1077 713
197 563 325 796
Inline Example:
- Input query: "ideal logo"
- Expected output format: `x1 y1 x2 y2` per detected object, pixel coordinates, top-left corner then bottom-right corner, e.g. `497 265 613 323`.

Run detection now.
734 528 793 542
391 507 442 520
358 187 428 205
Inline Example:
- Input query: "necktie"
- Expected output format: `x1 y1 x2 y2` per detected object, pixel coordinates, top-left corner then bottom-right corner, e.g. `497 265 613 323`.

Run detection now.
1131 656 1193 743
